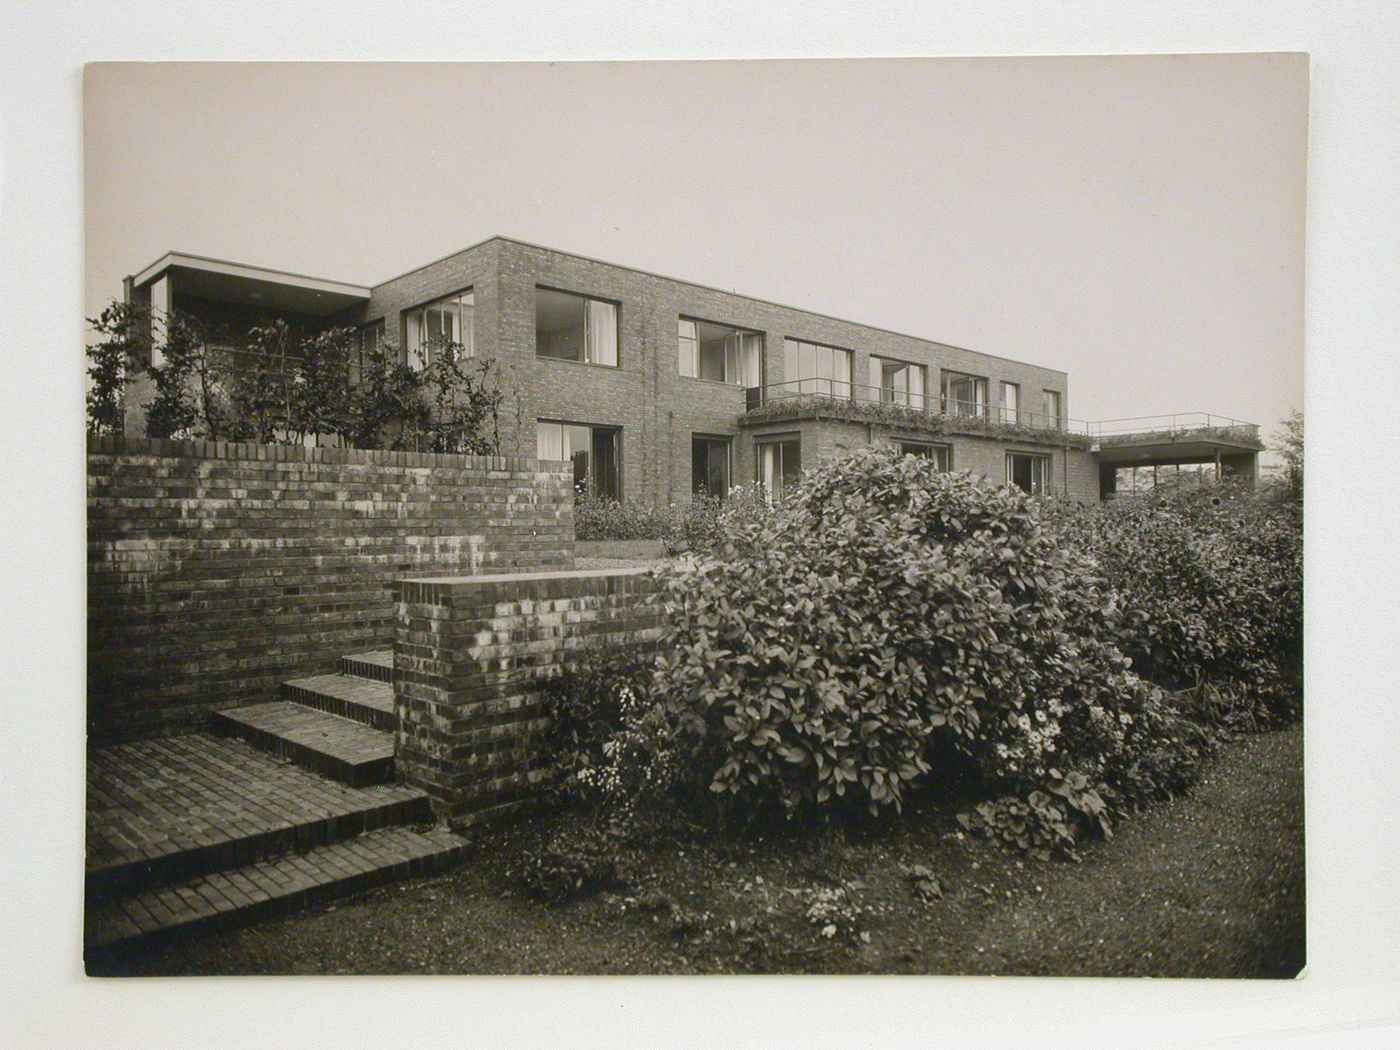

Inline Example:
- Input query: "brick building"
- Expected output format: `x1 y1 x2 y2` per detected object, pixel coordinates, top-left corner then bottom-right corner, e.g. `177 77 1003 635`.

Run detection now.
122 236 1262 503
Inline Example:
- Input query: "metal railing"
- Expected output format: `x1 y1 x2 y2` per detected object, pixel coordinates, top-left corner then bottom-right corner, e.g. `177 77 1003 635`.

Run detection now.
745 378 1089 434
1089 413 1260 443
745 381 1261 445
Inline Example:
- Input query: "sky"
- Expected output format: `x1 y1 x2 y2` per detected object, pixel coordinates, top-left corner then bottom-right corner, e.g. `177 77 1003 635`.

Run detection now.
84 56 1307 443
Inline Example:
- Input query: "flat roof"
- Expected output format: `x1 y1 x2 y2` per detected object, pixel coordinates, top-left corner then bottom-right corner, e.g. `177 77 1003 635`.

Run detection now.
378 236 1069 378
130 252 372 299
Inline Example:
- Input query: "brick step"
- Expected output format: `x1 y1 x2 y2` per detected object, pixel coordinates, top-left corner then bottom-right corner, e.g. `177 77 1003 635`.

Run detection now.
283 672 395 731
338 649 393 683
87 734 430 896
209 702 395 787
85 824 469 954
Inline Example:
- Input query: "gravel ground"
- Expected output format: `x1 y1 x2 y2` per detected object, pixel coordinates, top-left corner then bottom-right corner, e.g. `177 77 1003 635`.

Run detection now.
94 726 1303 978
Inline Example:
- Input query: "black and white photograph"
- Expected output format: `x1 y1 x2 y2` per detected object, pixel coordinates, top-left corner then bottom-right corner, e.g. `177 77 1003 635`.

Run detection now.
4 2 1400 1047
79 54 1307 979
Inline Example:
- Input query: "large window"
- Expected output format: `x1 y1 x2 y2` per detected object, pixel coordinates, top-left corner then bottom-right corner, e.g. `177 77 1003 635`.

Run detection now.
537 421 621 500
679 319 763 386
1006 451 1050 495
350 320 385 384
1042 389 1063 429
999 381 1020 424
897 441 952 470
691 435 733 498
755 435 801 503
535 287 619 367
871 356 927 408
784 339 852 398
942 370 989 417
404 290 474 369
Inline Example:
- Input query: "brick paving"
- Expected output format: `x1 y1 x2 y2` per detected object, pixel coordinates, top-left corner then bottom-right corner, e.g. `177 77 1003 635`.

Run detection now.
209 701 395 786
86 824 468 952
86 733 426 889
284 672 395 730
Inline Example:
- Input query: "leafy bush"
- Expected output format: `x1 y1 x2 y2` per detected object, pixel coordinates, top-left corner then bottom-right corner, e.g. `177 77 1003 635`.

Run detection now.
573 494 673 541
506 822 626 903
654 447 1165 818
573 485 772 552
1043 484 1302 725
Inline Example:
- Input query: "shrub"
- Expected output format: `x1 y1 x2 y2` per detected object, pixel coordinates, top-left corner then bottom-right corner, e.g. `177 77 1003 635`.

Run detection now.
507 822 627 903
573 494 672 541
654 447 1161 818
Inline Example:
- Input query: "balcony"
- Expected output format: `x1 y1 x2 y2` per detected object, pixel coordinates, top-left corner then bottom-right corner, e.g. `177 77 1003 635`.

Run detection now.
1091 413 1264 466
741 379 1095 449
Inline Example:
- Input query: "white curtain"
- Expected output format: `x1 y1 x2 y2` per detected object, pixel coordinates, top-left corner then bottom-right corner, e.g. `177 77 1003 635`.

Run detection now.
537 422 564 461
586 300 618 366
740 333 763 388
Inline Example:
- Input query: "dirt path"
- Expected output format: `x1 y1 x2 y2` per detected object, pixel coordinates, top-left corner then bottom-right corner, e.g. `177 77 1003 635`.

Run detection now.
100 727 1303 977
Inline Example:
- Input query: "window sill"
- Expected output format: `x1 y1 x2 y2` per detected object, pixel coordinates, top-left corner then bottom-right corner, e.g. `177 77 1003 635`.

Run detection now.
534 353 621 371
679 374 749 390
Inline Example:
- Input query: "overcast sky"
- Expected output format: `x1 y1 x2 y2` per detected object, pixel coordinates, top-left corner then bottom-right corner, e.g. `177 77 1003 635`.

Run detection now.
84 56 1306 440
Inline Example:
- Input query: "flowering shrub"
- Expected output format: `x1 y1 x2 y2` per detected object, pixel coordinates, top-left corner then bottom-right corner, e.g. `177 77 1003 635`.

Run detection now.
654 447 1162 818
802 885 870 942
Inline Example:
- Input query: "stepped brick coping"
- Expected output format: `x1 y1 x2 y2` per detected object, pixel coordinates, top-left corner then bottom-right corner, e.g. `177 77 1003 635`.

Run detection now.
87 432 568 475
400 566 657 597
85 824 468 951
284 674 396 725
86 734 426 884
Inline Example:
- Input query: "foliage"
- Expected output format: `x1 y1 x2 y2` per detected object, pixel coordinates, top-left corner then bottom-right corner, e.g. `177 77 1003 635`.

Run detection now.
1271 410 1304 501
1043 484 1303 724
653 447 1165 819
85 302 144 435
85 301 504 454
801 885 870 942
572 485 772 553
506 821 626 904
742 394 1094 449
573 493 673 541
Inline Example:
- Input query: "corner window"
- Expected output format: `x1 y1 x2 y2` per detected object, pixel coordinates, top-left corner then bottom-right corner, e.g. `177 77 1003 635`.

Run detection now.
537 420 621 500
679 318 763 386
536 287 619 367
871 356 927 409
755 434 801 503
1007 451 1050 495
784 339 852 399
404 290 474 369
999 381 1020 424
691 435 733 497
350 320 385 384
1042 390 1063 429
897 441 951 471
941 370 989 418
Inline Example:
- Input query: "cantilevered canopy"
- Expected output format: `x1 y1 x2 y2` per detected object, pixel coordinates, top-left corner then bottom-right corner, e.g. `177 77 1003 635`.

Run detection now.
129 252 370 317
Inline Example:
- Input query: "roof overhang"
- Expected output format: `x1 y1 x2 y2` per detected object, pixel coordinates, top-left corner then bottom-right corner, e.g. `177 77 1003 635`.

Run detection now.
1096 434 1263 465
129 252 371 318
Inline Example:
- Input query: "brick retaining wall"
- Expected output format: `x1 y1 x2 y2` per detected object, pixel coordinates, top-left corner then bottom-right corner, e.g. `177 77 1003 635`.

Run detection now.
392 567 666 824
87 435 574 742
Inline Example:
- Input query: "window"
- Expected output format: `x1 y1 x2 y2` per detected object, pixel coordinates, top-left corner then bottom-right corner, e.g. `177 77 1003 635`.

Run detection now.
870 356 927 409
999 381 1020 424
691 435 733 498
897 441 951 470
755 435 801 503
941 370 989 417
679 319 763 386
350 321 385 384
537 421 621 500
784 339 853 399
404 290 474 369
1042 390 1063 429
1006 452 1050 495
535 287 618 366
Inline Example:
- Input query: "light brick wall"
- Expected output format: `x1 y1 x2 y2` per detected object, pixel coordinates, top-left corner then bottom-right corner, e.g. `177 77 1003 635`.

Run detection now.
393 567 666 825
87 435 575 743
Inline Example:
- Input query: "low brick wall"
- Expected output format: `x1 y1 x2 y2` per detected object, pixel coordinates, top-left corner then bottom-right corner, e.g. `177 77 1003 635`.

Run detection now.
87 435 574 742
393 567 666 825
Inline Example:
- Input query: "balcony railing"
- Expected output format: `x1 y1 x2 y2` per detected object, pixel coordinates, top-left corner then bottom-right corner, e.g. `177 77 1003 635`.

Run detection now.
745 378 1088 435
1090 413 1261 445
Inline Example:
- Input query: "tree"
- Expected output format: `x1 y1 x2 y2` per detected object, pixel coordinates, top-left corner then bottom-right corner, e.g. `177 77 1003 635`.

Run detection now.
1272 410 1303 501
85 302 143 435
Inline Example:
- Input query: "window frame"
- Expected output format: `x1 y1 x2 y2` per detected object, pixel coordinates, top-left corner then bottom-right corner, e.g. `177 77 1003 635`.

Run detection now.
754 432 802 503
871 355 929 409
1042 389 1063 430
783 338 854 400
402 288 475 370
895 440 952 470
537 419 623 500
941 369 990 418
534 285 621 368
690 433 735 498
999 381 1021 424
1006 450 1051 496
678 316 764 387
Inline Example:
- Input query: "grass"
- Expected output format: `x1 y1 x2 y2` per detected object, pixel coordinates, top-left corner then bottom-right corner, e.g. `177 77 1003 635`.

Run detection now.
96 725 1303 977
